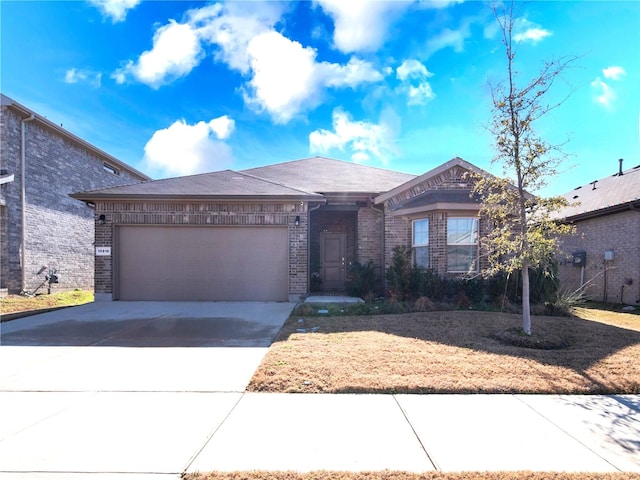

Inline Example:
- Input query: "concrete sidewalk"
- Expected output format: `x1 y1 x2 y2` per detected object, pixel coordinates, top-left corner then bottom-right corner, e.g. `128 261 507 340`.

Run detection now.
1 302 639 478
1 392 638 478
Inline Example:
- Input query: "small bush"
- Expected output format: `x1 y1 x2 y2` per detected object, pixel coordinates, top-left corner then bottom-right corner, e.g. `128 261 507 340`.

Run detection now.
346 261 381 298
293 303 316 316
455 290 471 309
414 296 435 312
385 246 415 301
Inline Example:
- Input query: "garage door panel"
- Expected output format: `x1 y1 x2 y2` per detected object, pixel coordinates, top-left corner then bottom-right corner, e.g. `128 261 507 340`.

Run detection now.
117 226 288 301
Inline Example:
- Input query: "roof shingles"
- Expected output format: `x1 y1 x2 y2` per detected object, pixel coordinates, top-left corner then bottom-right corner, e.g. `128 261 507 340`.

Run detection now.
559 164 640 219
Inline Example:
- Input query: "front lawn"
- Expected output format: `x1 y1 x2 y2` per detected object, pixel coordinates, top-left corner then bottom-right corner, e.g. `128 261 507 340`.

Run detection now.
1 289 94 317
248 307 640 394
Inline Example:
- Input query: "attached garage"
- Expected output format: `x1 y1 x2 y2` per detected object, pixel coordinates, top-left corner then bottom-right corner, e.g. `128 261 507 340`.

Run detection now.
116 225 289 301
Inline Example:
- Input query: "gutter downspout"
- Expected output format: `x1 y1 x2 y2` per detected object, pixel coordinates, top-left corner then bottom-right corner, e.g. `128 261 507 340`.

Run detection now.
20 114 35 293
370 197 385 295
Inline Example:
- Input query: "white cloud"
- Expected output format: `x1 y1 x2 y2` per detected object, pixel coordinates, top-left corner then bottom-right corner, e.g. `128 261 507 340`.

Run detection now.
322 57 384 88
209 115 235 140
513 27 552 44
89 0 140 23
406 83 436 105
191 2 281 74
114 2 383 122
309 109 396 164
113 20 203 88
242 31 324 124
602 66 626 80
397 59 430 81
64 68 102 87
591 77 615 109
242 31 383 124
315 0 410 53
425 24 471 58
143 118 235 177
396 60 435 105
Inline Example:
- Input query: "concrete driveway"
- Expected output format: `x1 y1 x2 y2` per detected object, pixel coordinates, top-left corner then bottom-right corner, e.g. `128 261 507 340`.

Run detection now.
0 301 293 478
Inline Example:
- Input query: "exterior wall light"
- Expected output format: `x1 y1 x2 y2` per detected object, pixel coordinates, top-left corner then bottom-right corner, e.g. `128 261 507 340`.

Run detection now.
98 214 106 225
294 215 300 226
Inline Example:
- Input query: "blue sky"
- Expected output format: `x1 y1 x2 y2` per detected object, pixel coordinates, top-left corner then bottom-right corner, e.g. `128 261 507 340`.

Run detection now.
2 0 638 196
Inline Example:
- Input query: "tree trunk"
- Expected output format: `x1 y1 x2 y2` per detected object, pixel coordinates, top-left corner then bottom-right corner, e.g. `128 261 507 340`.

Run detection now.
521 260 531 335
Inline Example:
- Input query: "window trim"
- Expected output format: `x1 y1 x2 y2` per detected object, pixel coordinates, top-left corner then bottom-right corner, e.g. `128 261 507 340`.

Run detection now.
446 216 479 273
412 218 429 269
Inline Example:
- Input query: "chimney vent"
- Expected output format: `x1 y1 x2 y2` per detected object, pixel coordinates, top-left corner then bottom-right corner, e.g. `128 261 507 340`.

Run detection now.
618 158 624 176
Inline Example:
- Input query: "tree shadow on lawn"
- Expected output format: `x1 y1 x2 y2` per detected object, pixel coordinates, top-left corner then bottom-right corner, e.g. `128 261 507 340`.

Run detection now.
267 310 640 394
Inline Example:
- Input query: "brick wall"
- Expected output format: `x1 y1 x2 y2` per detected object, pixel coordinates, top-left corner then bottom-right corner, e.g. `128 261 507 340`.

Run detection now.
558 209 640 305
0 105 146 293
95 200 308 300
381 165 484 278
356 206 383 266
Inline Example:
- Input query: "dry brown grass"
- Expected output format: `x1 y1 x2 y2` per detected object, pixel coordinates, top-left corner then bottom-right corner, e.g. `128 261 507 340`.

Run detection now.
248 308 640 394
186 471 640 480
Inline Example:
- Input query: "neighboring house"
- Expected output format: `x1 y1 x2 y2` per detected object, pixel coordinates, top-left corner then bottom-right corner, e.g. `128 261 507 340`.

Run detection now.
557 159 640 305
72 156 493 302
0 94 150 296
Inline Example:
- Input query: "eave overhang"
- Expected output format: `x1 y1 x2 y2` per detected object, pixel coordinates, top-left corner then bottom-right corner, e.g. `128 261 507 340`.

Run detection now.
69 192 326 203
390 202 481 217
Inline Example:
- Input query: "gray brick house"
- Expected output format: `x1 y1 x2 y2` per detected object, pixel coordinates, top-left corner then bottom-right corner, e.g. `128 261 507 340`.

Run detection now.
0 94 150 296
557 160 640 305
72 156 491 302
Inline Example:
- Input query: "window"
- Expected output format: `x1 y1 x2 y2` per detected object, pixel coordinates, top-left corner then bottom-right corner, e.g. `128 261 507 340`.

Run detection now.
412 219 429 268
447 217 478 272
103 163 119 175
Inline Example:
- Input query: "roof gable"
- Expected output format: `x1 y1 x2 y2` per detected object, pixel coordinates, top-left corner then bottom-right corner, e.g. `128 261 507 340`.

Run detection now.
1 94 150 182
242 156 416 194
374 157 489 208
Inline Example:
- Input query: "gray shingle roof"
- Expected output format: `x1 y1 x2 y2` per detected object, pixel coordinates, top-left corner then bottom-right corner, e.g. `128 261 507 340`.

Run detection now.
558 163 640 220
71 157 416 201
71 169 323 201
242 156 416 193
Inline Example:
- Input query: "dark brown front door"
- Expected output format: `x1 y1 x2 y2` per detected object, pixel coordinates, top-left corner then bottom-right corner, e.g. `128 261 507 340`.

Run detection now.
321 233 346 290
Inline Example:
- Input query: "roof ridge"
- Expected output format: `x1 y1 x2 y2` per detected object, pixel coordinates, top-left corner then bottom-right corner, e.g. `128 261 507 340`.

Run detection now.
232 169 318 196
243 155 416 176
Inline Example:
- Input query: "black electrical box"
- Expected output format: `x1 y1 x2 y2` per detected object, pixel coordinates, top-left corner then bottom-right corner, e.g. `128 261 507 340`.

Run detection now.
572 251 586 267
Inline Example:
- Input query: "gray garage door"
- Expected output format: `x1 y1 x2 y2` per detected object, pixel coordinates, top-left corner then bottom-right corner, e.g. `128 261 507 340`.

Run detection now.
116 225 289 301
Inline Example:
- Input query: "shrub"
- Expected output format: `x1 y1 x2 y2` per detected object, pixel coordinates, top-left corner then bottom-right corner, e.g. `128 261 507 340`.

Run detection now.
385 246 415 301
414 296 435 312
293 303 315 316
346 261 381 298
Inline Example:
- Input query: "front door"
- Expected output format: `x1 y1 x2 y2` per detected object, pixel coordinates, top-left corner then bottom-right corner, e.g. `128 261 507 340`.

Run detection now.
321 233 346 290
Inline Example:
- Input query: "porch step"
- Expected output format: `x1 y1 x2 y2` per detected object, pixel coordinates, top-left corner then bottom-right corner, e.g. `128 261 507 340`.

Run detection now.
304 295 364 304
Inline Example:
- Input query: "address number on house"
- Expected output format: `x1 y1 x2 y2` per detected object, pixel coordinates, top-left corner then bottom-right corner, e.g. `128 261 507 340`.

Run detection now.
96 247 111 256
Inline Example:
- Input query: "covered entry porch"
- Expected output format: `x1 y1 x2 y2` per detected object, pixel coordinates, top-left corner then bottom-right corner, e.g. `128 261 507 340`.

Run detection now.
308 202 383 293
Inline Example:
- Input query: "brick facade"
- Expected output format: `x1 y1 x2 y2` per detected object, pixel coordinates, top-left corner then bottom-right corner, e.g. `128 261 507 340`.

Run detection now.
94 200 308 301
558 209 640 305
356 205 383 266
0 99 147 294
